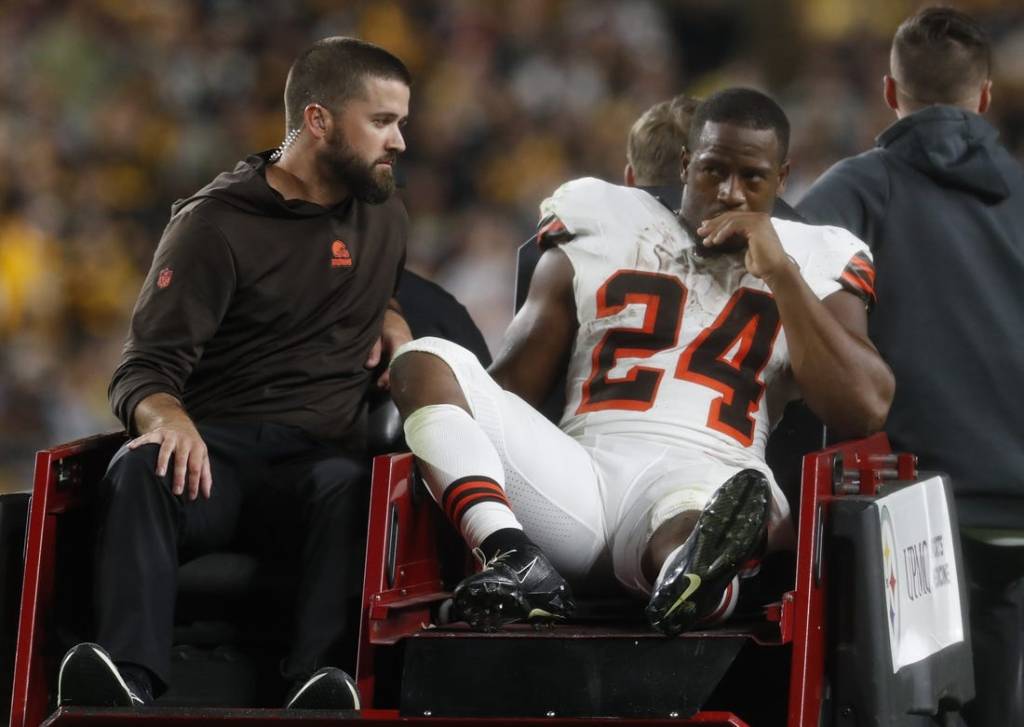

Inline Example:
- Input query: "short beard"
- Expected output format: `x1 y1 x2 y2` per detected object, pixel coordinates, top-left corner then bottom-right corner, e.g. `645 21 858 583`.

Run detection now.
317 128 395 204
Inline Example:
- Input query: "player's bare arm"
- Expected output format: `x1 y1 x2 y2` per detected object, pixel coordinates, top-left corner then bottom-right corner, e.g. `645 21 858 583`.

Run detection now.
487 247 577 408
128 392 212 501
700 210 894 438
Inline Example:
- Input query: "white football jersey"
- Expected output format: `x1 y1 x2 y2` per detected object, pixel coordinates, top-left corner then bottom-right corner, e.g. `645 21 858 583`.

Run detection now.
538 177 875 468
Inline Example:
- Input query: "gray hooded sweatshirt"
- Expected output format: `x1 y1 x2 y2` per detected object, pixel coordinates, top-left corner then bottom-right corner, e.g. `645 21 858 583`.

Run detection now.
797 106 1024 530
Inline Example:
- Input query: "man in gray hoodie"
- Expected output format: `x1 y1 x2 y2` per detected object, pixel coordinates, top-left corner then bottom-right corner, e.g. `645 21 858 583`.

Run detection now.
798 8 1024 725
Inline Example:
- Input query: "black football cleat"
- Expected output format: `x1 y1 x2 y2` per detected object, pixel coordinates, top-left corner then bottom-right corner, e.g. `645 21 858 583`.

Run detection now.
453 543 575 631
646 469 770 636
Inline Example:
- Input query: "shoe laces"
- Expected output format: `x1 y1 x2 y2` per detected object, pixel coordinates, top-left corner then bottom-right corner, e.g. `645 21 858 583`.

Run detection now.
471 546 520 570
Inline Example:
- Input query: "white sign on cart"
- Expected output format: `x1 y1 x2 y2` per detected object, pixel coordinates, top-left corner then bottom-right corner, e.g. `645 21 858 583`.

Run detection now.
877 476 963 673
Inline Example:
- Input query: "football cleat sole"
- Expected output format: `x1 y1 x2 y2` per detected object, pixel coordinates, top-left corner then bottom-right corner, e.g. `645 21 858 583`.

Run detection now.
454 579 531 631
647 469 769 635
454 581 571 631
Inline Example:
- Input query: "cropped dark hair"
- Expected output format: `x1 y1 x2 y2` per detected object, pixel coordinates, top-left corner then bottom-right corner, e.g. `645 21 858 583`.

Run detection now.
892 7 990 105
284 37 411 132
626 94 700 186
688 88 790 161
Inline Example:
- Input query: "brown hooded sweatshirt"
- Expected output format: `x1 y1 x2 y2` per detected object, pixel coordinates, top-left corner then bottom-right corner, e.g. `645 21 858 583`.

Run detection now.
109 151 407 447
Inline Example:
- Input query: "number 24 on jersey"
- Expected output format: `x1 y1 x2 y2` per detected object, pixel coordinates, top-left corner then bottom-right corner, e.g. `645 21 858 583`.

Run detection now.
579 270 781 447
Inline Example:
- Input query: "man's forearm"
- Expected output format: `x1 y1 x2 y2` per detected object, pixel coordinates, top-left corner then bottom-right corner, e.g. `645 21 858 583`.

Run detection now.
766 263 894 438
132 392 196 436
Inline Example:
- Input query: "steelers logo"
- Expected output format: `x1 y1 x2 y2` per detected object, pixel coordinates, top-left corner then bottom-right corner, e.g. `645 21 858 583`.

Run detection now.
880 505 901 664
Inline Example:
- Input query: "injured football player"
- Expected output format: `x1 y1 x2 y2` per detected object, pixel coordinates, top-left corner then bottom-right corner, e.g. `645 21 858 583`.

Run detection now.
388 87 894 635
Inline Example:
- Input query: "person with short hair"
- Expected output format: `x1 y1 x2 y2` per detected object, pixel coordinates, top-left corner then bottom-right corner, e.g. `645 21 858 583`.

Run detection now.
56 37 413 711
390 88 893 636
797 9 1024 725
625 94 700 190
517 93 700 319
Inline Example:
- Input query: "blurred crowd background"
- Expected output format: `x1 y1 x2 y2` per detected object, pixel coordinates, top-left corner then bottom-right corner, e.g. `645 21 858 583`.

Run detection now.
2 0 1023 491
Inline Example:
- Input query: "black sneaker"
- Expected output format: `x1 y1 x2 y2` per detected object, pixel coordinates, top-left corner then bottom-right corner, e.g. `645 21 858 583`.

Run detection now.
285 667 361 710
57 643 151 708
646 469 770 636
453 543 575 631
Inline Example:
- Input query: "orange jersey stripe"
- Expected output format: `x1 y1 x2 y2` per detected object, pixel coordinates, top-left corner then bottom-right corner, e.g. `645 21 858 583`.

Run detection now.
848 255 876 284
536 215 571 249
841 270 875 302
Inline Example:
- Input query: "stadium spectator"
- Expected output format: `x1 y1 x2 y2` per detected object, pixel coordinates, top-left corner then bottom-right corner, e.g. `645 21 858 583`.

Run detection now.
55 37 412 711
797 8 1024 724
389 89 893 635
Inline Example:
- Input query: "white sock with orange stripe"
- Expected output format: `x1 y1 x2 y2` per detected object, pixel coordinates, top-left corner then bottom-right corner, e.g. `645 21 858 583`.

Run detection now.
403 404 522 549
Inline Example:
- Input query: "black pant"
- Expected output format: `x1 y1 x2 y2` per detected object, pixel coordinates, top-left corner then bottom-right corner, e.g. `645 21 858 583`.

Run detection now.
960 534 1024 727
92 421 369 692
